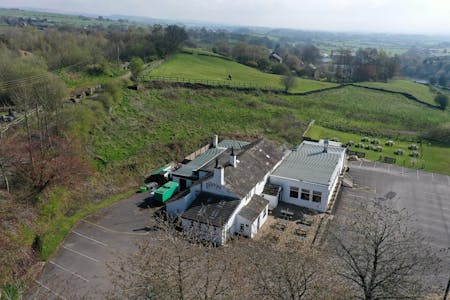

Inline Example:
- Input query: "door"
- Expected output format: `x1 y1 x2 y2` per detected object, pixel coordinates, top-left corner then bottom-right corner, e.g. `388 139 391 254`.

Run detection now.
180 178 187 190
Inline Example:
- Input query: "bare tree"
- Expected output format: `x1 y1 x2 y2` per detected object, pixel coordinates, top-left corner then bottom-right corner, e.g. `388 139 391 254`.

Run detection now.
281 74 296 93
108 217 244 300
327 201 441 299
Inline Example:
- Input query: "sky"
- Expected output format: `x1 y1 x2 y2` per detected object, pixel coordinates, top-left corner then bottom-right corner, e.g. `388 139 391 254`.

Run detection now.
0 0 449 35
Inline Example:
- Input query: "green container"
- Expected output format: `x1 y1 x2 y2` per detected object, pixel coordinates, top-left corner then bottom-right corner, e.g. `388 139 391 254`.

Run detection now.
154 181 179 203
139 185 148 193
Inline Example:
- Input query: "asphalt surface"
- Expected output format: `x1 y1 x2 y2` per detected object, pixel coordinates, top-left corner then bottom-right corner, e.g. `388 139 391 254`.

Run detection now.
28 191 161 300
336 160 450 284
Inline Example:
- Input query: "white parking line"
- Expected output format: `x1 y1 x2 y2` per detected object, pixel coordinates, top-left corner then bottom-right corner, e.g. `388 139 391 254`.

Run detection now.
49 261 89 282
62 246 99 262
401 167 404 176
72 230 108 247
359 161 362 167
431 173 434 181
34 280 68 300
346 193 367 199
387 165 391 173
373 162 377 168
447 175 450 186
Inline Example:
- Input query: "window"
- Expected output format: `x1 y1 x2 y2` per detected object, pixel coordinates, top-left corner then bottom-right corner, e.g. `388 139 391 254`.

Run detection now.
289 187 299 198
301 189 310 201
312 191 322 203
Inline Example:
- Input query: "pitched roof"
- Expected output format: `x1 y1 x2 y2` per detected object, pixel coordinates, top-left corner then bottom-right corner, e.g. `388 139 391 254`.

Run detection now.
224 139 284 198
271 141 345 186
239 195 269 222
181 192 241 227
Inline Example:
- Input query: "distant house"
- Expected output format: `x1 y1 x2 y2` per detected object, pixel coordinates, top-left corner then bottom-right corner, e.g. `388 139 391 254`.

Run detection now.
167 138 285 244
269 52 283 64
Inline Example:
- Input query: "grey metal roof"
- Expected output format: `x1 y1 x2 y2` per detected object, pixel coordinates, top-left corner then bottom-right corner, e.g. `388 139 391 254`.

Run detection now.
181 192 241 227
271 141 345 186
172 147 226 178
217 140 250 150
239 195 269 222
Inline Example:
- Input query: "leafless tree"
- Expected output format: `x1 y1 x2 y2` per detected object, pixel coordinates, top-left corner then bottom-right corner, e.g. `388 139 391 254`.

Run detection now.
108 217 245 300
327 200 442 300
281 74 296 93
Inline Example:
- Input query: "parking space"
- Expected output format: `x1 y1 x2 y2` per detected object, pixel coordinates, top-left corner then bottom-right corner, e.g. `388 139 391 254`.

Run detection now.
337 161 450 284
28 191 162 300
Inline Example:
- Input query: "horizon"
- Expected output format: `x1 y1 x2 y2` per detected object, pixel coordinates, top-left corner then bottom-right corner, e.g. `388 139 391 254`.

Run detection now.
0 0 449 36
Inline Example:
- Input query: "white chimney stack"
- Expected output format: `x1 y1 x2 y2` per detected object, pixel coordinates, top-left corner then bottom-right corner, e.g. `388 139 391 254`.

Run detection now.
212 134 218 148
229 148 237 168
213 159 225 185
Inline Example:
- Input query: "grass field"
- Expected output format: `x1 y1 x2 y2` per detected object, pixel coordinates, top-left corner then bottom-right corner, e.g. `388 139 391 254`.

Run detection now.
305 124 450 174
89 85 450 172
356 79 442 107
148 53 338 93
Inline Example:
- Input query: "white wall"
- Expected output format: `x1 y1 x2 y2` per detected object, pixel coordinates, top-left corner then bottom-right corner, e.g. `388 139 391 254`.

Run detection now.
270 176 330 212
166 190 199 216
181 219 225 245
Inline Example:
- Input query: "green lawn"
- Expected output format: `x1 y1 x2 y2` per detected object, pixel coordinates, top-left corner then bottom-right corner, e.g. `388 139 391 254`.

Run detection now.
148 53 338 93
356 79 440 107
305 124 450 175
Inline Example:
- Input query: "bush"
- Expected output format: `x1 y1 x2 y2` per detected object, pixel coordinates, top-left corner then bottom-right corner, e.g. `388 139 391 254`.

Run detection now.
245 60 258 68
371 139 380 145
376 146 383 152
348 140 354 146
355 143 364 148
408 144 418 150
271 63 289 75
385 140 394 146
394 149 404 155
409 151 420 158
361 136 369 142
434 93 449 110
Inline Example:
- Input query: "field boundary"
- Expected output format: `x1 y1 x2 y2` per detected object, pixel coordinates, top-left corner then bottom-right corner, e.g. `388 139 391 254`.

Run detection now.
143 75 346 95
143 75 444 110
351 83 439 109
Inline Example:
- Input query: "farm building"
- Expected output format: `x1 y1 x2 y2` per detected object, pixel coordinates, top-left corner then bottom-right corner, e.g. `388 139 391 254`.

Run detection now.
166 138 285 244
269 52 283 64
269 140 346 212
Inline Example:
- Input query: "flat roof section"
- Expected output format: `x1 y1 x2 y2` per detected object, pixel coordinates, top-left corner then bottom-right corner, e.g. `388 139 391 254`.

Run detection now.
272 141 345 186
172 147 227 178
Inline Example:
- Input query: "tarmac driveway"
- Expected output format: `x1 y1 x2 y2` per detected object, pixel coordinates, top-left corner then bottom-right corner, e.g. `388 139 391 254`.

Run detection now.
28 191 161 300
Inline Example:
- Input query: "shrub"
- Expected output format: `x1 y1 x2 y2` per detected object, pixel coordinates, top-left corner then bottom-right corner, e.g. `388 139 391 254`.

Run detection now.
376 146 383 152
361 136 369 142
355 143 364 148
385 140 394 146
409 151 420 158
394 149 404 155
408 144 418 150
371 139 380 145
434 94 449 110
348 140 354 146
364 144 371 150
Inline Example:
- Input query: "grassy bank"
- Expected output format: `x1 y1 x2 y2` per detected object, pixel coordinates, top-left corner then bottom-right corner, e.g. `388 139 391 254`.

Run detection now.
37 188 134 260
147 53 338 93
357 79 443 107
